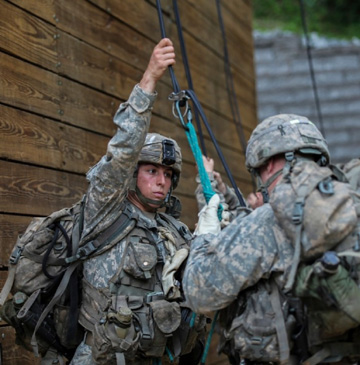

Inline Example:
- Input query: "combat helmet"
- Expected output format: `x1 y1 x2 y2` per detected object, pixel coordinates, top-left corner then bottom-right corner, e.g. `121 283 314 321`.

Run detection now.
246 114 330 170
246 114 330 202
133 133 182 209
138 133 182 188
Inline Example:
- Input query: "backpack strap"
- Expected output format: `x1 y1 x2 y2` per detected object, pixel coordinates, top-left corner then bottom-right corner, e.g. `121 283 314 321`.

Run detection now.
157 212 192 242
268 280 290 365
284 171 334 292
65 202 137 263
0 197 86 307
30 202 138 355
0 265 16 306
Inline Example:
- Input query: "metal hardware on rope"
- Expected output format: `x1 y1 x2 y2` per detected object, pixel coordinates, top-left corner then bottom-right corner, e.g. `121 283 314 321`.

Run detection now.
173 99 190 129
168 90 189 119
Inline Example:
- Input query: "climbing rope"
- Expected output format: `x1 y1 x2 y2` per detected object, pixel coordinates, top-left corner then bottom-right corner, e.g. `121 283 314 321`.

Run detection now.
155 2 247 362
172 0 206 155
298 0 326 137
176 103 223 220
155 0 246 207
215 0 247 154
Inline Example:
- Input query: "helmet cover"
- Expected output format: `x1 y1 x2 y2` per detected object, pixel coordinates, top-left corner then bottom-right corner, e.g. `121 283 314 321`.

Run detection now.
138 133 182 189
246 114 330 169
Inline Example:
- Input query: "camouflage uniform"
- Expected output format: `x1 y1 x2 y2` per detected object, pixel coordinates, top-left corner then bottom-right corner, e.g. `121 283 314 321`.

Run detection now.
70 85 204 365
183 115 341 364
184 203 294 311
183 202 295 361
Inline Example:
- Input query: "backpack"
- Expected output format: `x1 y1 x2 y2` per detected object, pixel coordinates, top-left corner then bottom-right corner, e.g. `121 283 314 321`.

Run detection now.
0 196 137 361
269 158 360 363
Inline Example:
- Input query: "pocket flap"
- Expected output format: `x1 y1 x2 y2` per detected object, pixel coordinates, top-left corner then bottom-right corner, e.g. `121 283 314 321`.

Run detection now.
149 300 181 334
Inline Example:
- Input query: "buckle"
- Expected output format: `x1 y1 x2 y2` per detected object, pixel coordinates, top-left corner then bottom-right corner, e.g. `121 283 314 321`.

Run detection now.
144 291 164 303
292 201 304 225
10 246 23 265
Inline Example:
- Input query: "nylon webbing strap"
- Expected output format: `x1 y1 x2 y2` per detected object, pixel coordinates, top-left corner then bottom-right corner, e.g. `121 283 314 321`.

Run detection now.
115 352 126 365
269 280 290 364
0 265 16 306
31 261 79 356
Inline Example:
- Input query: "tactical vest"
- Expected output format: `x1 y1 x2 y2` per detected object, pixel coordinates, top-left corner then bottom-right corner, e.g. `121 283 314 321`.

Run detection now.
78 202 205 363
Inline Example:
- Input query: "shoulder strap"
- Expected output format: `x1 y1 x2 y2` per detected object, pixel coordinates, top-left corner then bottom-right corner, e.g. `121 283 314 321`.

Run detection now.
30 202 138 355
65 202 138 263
157 212 192 242
284 169 334 292
267 279 290 365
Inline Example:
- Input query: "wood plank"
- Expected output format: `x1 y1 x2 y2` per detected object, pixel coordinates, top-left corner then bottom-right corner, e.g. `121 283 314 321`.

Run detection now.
0 2 147 101
7 0 56 24
0 2 57 71
0 52 118 135
0 160 87 216
5 1 256 132
0 105 107 174
54 0 155 72
85 0 257 127
0 101 250 187
175 0 255 79
56 29 143 100
0 325 41 365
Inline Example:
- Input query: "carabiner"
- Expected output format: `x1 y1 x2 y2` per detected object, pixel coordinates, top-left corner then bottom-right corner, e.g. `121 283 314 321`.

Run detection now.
175 101 190 131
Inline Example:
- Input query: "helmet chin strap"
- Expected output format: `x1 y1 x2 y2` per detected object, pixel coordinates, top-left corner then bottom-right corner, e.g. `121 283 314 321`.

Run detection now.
135 186 171 210
255 168 284 204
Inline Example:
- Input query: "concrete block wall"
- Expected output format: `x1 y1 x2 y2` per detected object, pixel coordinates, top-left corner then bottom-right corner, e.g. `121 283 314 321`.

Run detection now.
254 30 360 164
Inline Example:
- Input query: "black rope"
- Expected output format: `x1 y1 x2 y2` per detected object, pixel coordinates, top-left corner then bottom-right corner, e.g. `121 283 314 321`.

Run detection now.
298 0 326 137
156 0 180 93
172 0 207 155
215 0 247 154
155 0 246 207
187 90 247 207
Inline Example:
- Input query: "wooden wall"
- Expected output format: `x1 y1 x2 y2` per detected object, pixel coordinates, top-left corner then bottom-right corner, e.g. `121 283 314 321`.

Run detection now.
0 0 257 363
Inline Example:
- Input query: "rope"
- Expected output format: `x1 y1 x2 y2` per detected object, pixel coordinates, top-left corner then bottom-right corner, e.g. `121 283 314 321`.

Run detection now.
176 103 223 220
186 90 247 207
172 0 206 155
156 0 180 93
200 310 219 365
298 0 326 137
155 0 246 207
215 0 247 154
154 5 247 361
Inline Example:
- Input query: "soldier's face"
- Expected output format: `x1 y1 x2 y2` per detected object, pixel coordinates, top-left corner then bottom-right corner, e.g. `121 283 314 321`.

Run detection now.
136 163 173 207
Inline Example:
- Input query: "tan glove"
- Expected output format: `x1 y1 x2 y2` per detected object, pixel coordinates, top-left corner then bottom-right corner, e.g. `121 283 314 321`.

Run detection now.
194 194 221 236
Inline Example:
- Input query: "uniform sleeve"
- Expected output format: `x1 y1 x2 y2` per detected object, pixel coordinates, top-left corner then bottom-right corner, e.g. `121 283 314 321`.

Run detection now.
223 185 241 211
183 204 280 313
81 84 157 241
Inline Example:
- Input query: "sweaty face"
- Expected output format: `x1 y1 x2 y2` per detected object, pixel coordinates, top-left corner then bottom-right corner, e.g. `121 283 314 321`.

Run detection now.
136 163 173 208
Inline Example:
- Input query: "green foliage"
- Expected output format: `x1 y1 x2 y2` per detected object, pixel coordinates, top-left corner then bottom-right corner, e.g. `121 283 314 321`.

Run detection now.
253 0 360 40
